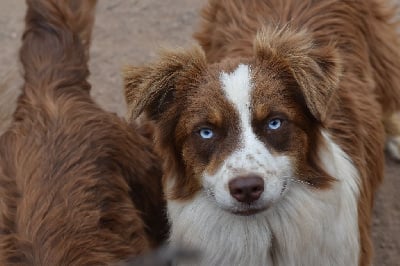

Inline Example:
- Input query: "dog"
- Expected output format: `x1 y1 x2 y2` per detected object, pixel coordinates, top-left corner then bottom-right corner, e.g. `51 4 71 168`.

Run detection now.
0 0 172 264
123 0 400 265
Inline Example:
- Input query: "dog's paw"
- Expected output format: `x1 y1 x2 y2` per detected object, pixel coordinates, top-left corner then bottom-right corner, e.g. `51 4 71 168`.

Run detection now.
384 113 400 161
386 136 400 161
118 245 201 266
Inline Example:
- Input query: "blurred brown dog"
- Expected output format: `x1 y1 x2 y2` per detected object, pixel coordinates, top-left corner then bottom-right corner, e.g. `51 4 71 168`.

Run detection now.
0 0 170 265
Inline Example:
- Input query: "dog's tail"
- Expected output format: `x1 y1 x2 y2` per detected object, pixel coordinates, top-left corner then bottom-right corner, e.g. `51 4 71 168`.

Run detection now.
18 0 97 113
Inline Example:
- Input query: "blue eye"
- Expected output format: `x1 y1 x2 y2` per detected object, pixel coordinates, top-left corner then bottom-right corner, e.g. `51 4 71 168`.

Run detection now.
268 118 282 130
199 128 214 139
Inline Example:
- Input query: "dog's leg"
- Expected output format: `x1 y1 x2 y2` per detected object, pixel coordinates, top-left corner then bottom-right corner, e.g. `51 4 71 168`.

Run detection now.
384 112 400 161
117 245 200 266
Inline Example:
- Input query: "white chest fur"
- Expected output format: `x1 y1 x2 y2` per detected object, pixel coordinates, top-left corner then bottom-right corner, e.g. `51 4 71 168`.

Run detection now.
168 132 360 266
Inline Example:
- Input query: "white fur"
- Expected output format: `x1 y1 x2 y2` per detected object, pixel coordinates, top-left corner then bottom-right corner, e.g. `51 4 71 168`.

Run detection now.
204 65 291 213
220 64 252 117
168 131 360 266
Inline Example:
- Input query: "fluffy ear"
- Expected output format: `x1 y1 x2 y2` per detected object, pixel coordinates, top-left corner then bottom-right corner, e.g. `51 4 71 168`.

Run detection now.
254 26 342 122
123 47 207 121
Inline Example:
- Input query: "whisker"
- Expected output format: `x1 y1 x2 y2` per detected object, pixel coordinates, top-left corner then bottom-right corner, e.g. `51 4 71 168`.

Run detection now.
289 178 316 187
280 175 318 188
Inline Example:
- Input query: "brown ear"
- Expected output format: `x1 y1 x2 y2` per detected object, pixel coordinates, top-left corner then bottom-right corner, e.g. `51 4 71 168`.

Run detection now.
123 46 207 121
123 65 152 120
254 26 342 122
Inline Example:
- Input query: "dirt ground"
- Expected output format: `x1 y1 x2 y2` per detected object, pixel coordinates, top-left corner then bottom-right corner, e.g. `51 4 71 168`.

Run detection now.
0 1 399 265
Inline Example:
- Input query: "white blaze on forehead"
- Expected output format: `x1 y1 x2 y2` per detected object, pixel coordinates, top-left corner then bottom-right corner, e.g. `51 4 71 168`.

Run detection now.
220 64 252 115
220 64 254 149
219 64 263 155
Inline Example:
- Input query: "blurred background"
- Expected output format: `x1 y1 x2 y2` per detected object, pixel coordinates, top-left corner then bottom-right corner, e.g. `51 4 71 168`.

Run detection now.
0 1 398 265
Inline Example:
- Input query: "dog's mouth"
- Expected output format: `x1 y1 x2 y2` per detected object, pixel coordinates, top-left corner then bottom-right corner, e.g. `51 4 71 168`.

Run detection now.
225 200 274 216
205 179 290 216
231 206 269 216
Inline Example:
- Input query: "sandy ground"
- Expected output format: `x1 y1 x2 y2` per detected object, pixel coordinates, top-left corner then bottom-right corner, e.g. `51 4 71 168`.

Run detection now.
0 1 399 265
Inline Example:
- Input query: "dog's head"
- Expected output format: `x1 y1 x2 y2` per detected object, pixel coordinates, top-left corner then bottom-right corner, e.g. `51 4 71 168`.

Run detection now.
124 27 341 215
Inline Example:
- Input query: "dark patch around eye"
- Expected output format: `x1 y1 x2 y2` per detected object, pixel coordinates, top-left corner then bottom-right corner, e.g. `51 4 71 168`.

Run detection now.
253 115 292 152
187 127 221 166
184 119 240 173
265 122 292 152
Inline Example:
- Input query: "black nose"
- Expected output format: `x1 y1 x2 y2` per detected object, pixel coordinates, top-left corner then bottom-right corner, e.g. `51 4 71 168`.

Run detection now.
228 175 264 203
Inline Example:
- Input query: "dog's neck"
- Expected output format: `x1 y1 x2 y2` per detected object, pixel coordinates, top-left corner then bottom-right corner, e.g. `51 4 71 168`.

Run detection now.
167 131 360 266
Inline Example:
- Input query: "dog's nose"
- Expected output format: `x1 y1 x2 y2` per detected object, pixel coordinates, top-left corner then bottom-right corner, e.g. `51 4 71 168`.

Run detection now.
228 175 264 203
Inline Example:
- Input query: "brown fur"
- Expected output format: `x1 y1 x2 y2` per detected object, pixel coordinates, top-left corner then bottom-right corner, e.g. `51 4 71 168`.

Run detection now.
0 73 21 136
124 0 400 265
0 0 168 265
194 0 400 161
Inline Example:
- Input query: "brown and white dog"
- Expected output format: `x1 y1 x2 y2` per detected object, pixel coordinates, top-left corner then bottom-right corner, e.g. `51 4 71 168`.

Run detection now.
124 0 400 265
0 0 173 265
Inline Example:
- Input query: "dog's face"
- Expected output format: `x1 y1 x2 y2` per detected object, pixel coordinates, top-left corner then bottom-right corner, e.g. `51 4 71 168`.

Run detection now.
125 28 341 215
168 61 318 215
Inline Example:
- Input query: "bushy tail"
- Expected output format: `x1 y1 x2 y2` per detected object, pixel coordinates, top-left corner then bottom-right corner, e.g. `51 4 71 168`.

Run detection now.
19 0 97 105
